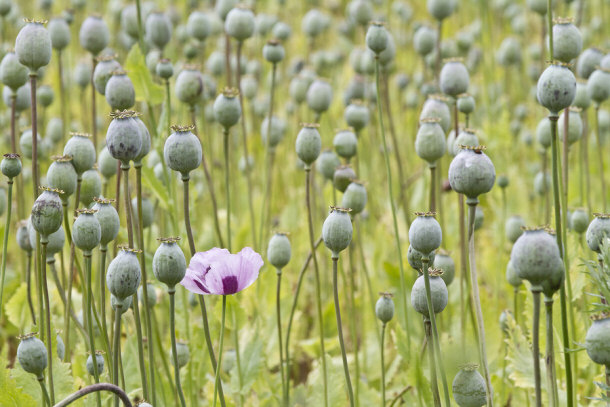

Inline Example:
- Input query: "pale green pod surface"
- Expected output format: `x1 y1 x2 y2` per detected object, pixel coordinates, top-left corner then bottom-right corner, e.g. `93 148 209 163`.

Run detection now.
131 196 154 228
19 130 42 159
587 69 610 105
138 283 157 308
409 215 442 255
440 61 469 97
365 23 388 55
586 216 610 253
452 129 479 156
86 353 105 376
375 296 394 323
537 64 576 115
317 150 340 181
420 97 451 133
93 199 120 246
585 317 610 366
17 335 47 377
93 58 121 95
3 83 31 111
295 125 321 165
536 117 552 149
152 240 186 289
79 16 110 56
0 51 28 91
505 215 525 243
407 245 435 272
105 73 135 110
506 260 522 287
427 0 456 21
448 148 495 200
45 117 63 145
163 128 202 176
175 69 203 106
64 134 96 175
344 102 369 131
187 11 210 41
576 48 602 80
16 22 52 71
434 253 455 286
172 341 190 368
322 209 353 255
56 334 65 360
213 92 241 129
267 233 291 269
570 209 588 234
415 121 446 164
457 95 475 114
411 274 448 317
111 294 132 313
333 165 356 193
306 79 333 114
413 25 436 56
573 82 590 110
106 249 141 300
261 115 286 149
342 182 367 215
333 129 358 160
553 22 582 63
558 109 583 145
98 146 118 180
541 259 564 298
106 115 142 164
510 229 562 288
225 7 255 41
452 366 487 407
47 159 77 199
48 17 71 51
79 169 102 206
31 189 63 236
72 212 101 251
146 12 172 49
527 0 547 15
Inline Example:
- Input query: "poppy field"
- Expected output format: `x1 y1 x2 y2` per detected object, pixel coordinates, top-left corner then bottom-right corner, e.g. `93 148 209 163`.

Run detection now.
0 0 609 406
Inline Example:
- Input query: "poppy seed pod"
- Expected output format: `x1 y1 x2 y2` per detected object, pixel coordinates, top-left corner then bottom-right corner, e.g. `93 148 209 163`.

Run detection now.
378 34 396 67
587 68 610 105
175 67 203 106
72 209 101 252
17 334 47 378
427 0 456 21
19 130 43 159
17 222 33 253
241 75 257 99
146 12 172 50
46 118 63 144
344 101 369 132
497 175 509 189
48 17 71 51
289 75 312 105
322 207 353 256
74 62 92 89
333 165 356 193
317 150 340 181
31 187 63 237
131 196 154 228
527 0 547 15
302 9 327 39
15 20 52 71
105 71 136 110
586 214 610 253
558 108 583 145
420 95 451 133
164 125 202 177
156 59 174 79
537 64 576 115
511 228 562 290
273 22 291 40
307 81 334 116
3 84 31 111
570 209 588 234
505 215 525 243
1 153 22 179
452 364 487 407
457 94 475 114
225 7 255 42
434 251 455 286
187 11 210 41
134 117 151 163
213 88 242 129
506 260 523 288
576 48 603 80
56 334 65 360
365 22 388 55
107 247 141 300
552 20 582 63
440 60 470 97
295 124 321 166
98 146 118 180
138 283 157 308
541 259 564 298
342 182 367 214
0 52 28 92
79 16 110 56
38 85 54 107
62 133 96 174
86 352 105 376
79 169 102 206
411 270 448 317
416 118 446 165
93 56 121 95
47 156 77 199
414 25 437 56
409 213 442 255
408 245 436 272
263 40 285 64
106 111 143 165
261 115 286 149
536 117 552 149
451 128 479 156
449 146 495 202
375 294 394 323
92 198 119 247
172 341 190 368
152 237 186 289
267 233 291 269
111 294 132 313
333 129 358 160
585 315 610 366
573 82 591 110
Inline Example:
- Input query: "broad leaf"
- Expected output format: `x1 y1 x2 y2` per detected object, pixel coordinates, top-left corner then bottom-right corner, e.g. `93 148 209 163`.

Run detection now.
124 45 164 105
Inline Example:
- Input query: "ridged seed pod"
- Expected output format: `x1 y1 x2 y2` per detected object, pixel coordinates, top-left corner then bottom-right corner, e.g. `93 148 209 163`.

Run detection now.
448 146 495 202
295 124 321 166
341 181 367 214
375 293 394 323
213 88 241 129
106 247 141 300
153 237 186 289
452 364 487 407
16 21 52 71
322 207 353 256
164 125 202 177
63 133 96 175
511 228 562 290
1 153 22 179
31 187 63 237
416 118 446 165
72 209 101 252
411 270 448 317
17 334 47 378
409 213 442 255
267 233 291 269
46 155 77 200
537 64 576 115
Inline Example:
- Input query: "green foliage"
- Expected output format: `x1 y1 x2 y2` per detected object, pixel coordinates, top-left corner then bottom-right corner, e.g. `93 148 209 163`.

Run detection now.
125 45 164 105
5 284 32 331
0 360 36 407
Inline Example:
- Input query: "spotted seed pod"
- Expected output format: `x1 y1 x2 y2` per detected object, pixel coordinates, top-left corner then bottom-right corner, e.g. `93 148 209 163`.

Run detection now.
448 146 495 202
86 352 105 376
31 187 63 237
107 247 141 301
106 111 142 165
537 63 576 115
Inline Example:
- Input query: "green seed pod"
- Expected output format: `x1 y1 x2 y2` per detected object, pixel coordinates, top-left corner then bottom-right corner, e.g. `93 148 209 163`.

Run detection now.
585 315 610 366
333 129 358 160
416 118 446 165
273 22 291 41
111 294 132 313
17 221 33 253
420 95 451 133
17 334 47 378
106 111 142 165
80 169 102 206
105 71 135 110
322 207 353 256
553 20 582 63
452 364 487 407
434 251 455 286
587 68 610 105
134 117 151 163
98 146 118 180
240 75 257 100
586 214 610 253
92 197 120 246
1 153 22 179
175 67 203 106
497 175 509 189
348 0 373 26
146 12 172 50
31 187 63 237
536 117 552 149
302 9 326 39
537 64 576 115
47 155 77 199
375 294 394 323
86 352 105 376
378 33 396 67
138 283 157 308
164 125 202 177
16 21 52 71
409 213 442 255
225 6 255 41
440 60 469 97
558 108 583 145
573 82 591 110
48 17 71 51
499 310 509 334
3 83 30 111
541 259 564 298
511 228 562 290
449 146 495 201
46 118 63 145
187 11 210 41
365 22 388 55
156 58 173 80
107 247 141 300
213 88 241 129
527 0 547 15
74 61 92 89
306 79 333 115
295 124 321 166
19 129 42 160
64 132 96 175
152 237 186 289
261 115 286 149
0 51 28 92
333 165 356 193
171 341 189 368
411 270 448 317
570 209 588 234
317 150 340 181
56 333 65 360
533 171 550 196
506 260 522 288
289 75 312 105
474 206 484 230
577 48 603 80
407 244 436 272
263 39 285 64
414 25 437 56
267 233 291 269
505 215 525 243
0 0 10 16
72 209 101 252
79 16 109 56
427 0 456 21
93 56 121 95
449 128 478 156
341 181 367 214
344 101 369 132
131 196 154 228
457 94 475 114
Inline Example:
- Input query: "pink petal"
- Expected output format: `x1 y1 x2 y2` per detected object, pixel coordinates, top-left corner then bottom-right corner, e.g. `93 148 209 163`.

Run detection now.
236 247 264 292
180 269 210 295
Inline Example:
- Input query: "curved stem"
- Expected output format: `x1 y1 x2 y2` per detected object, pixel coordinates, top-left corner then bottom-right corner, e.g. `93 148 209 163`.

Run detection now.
532 290 542 407
213 295 227 407
276 268 287 406
112 306 122 407
84 252 101 407
223 129 231 251
380 323 387 407
41 240 54 404
38 377 51 407
0 179 13 318
54 383 132 407
374 57 410 357
545 298 559 407
305 168 328 407
169 291 187 407
332 256 354 406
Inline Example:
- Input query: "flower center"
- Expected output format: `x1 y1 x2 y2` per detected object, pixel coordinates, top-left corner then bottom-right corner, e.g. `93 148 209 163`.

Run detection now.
221 275 239 295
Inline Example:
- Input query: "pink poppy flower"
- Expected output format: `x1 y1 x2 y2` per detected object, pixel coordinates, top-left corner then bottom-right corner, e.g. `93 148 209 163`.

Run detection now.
180 247 263 295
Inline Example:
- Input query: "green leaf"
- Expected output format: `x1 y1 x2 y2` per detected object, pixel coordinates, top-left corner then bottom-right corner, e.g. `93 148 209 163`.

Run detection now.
5 284 32 331
124 45 164 105
230 333 263 395
0 364 37 407
141 165 170 210
306 354 346 406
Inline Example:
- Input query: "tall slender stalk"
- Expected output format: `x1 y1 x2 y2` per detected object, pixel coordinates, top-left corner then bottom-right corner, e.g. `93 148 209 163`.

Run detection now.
91 58 97 150
40 238 54 404
595 106 607 211
38 376 51 407
259 63 277 248
275 267 287 406
374 56 411 356
545 298 559 407
112 304 122 407
100 246 110 367
27 252 35 325
64 178 81 358
169 289 187 407
532 290 542 407
429 166 436 212
380 323 387 406
424 318 441 407
84 251 102 407
223 129 232 251
212 295 227 407
232 307 244 407
332 255 354 406
0 177 13 317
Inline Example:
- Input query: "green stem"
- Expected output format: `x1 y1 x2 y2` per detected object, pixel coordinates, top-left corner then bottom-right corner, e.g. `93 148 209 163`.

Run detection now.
100 247 111 373
305 167 328 407
223 129 231 252
259 63 277 250
595 106 607 211
545 298 559 407
41 240 54 404
213 295 227 407
90 57 97 150
27 252 35 325
54 383 133 407
380 323 387 407
374 57 410 357
84 252 101 407
232 305 243 407
169 290 187 407
532 290 542 407
112 305 122 407
332 255 354 406
0 179 13 318
64 177 81 359
424 319 441 407
38 376 51 407
276 268 287 406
